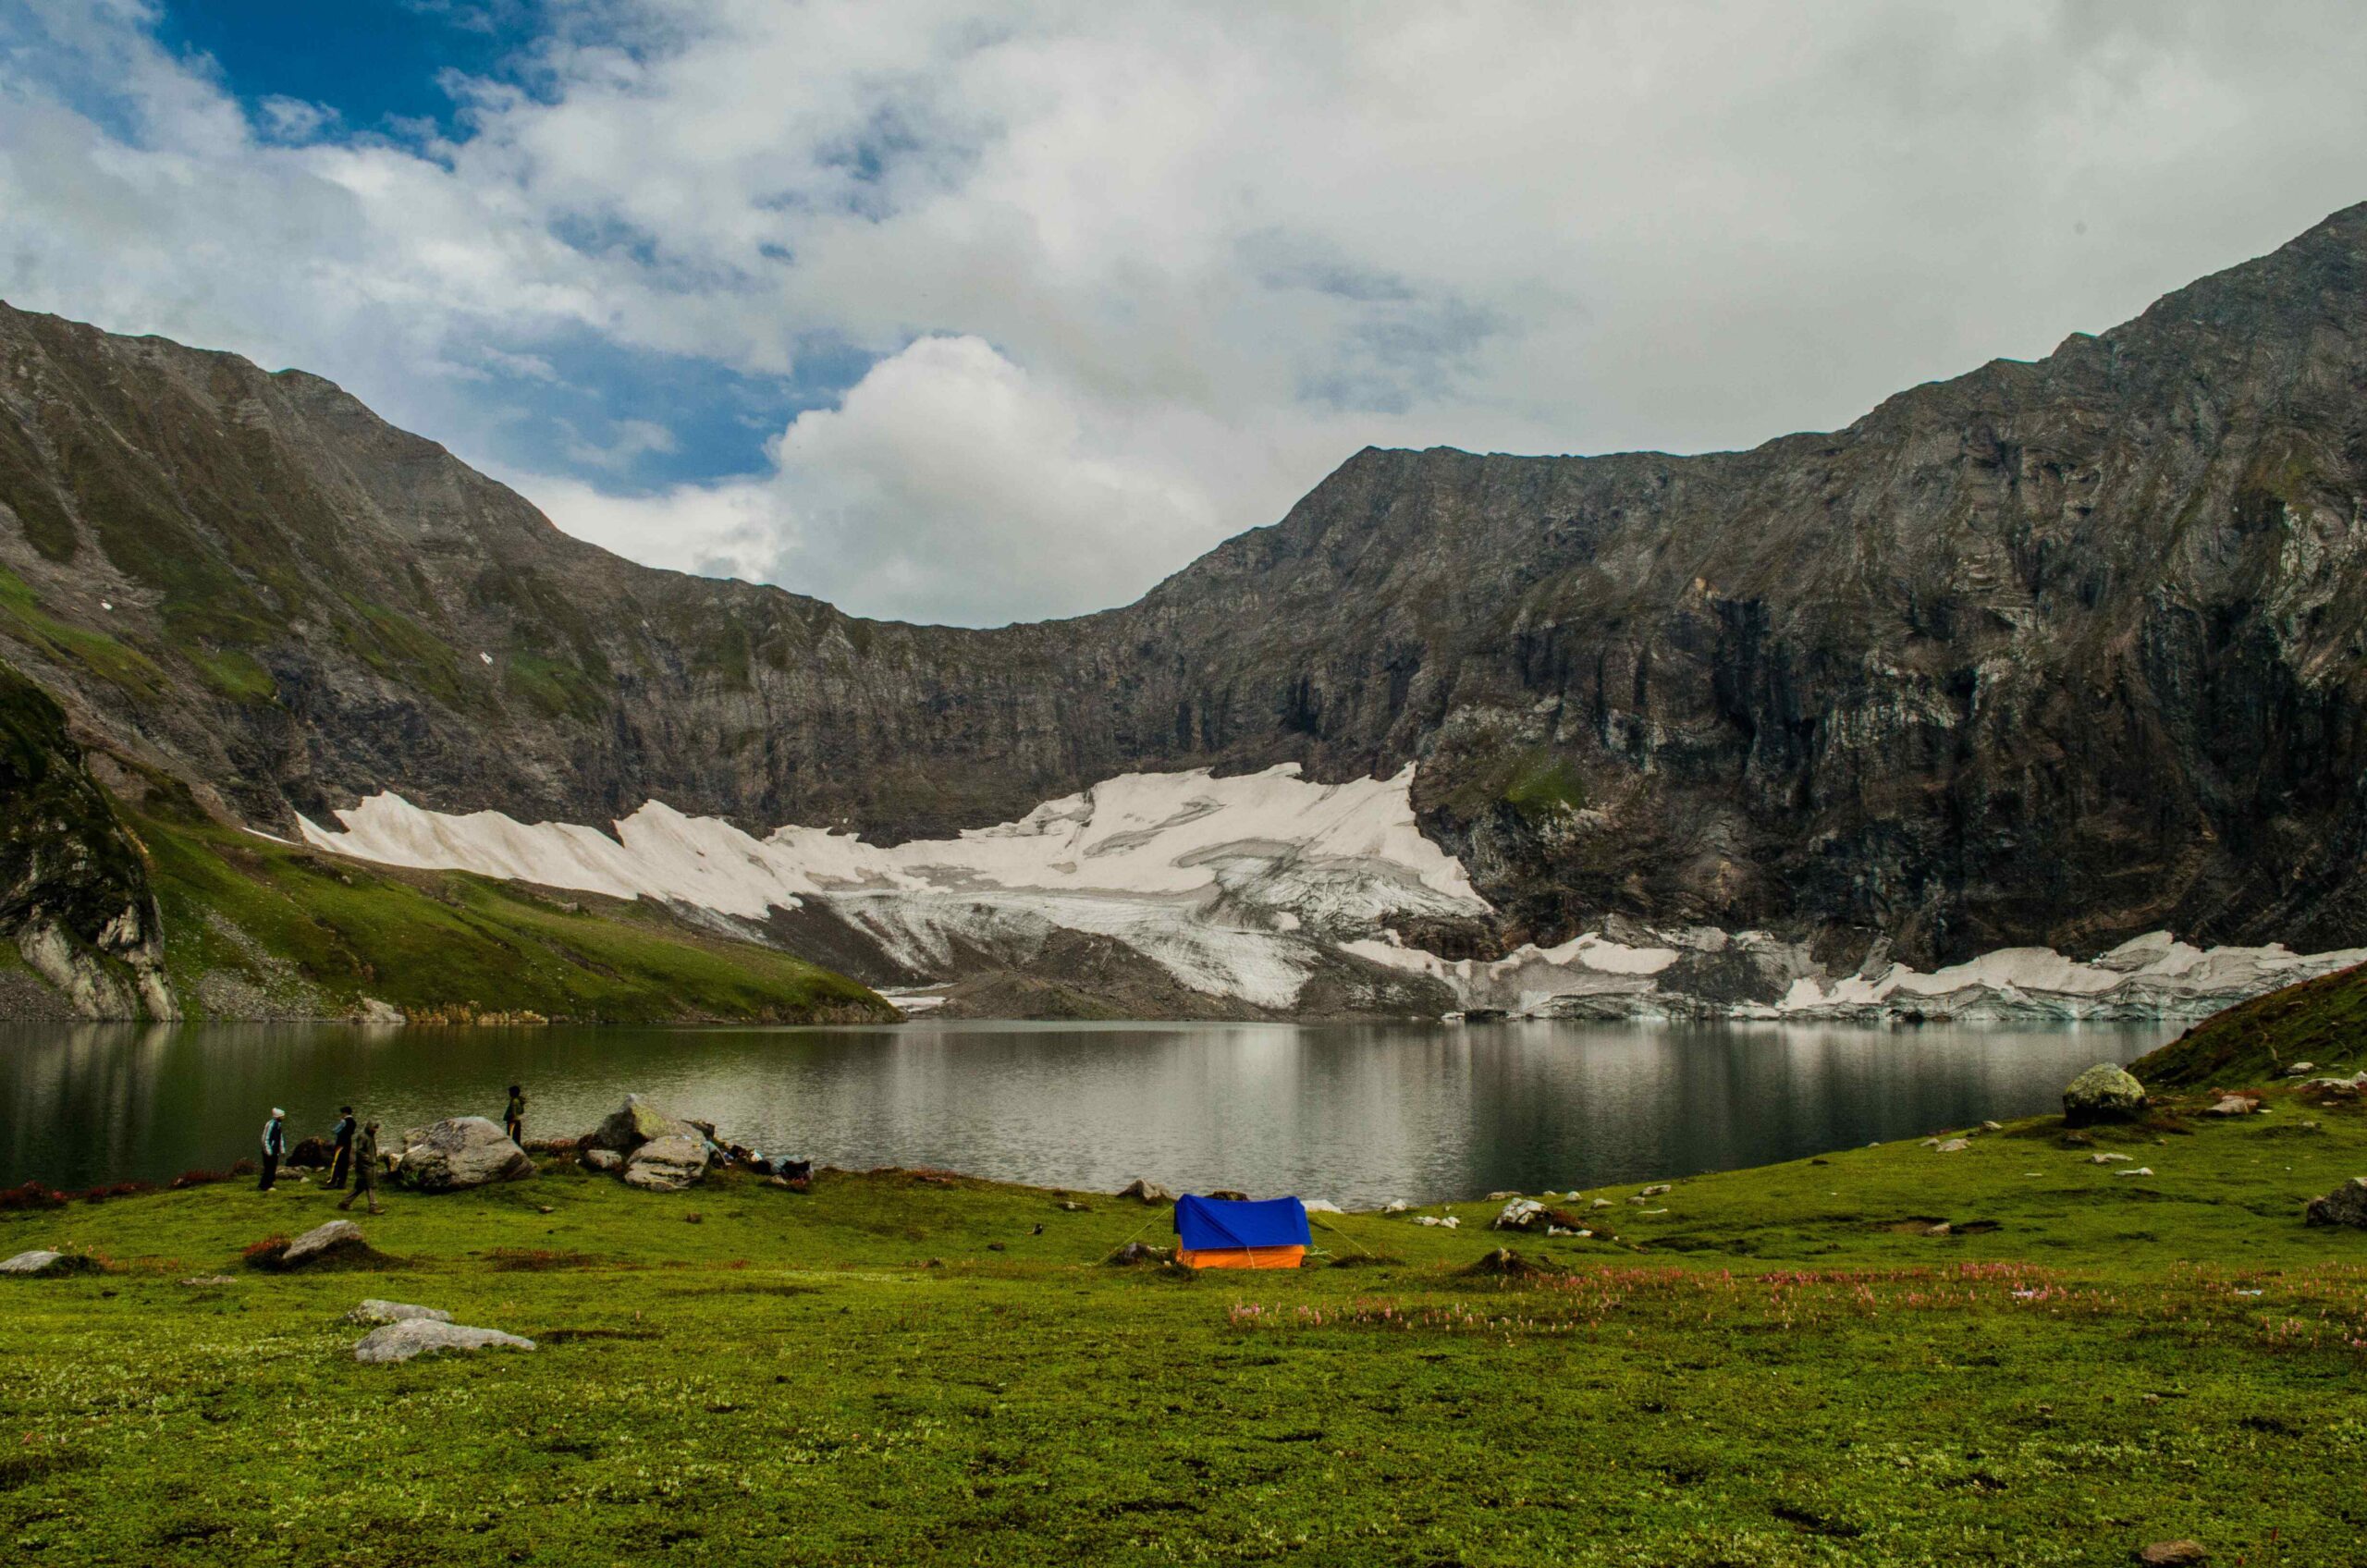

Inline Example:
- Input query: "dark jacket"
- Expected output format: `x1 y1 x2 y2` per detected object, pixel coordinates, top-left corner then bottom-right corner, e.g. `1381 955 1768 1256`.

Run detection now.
332 1116 357 1150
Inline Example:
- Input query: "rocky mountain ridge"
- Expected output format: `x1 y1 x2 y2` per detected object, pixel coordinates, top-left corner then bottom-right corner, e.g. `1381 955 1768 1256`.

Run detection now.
4 201 2366 1008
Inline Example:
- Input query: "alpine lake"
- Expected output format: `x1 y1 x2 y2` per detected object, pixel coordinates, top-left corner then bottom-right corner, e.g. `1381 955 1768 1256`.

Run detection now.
2 1017 2170 1203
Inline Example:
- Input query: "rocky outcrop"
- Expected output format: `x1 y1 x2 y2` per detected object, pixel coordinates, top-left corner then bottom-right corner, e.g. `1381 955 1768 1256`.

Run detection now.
395 1119 533 1191
0 662 176 1019
5 205 2367 975
585 1095 705 1157
2304 1177 2367 1228
277 1219 368 1268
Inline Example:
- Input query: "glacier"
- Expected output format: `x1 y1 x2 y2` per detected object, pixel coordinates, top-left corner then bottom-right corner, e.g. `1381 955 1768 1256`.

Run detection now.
298 765 2365 1022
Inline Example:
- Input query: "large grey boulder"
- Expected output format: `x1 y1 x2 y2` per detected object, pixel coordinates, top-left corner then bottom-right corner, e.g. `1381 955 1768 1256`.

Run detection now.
348 1299 451 1326
353 1319 535 1365
0 1249 70 1276
622 1133 709 1192
585 1094 705 1157
283 1219 367 1267
2305 1177 2367 1228
2062 1063 2148 1126
397 1117 533 1192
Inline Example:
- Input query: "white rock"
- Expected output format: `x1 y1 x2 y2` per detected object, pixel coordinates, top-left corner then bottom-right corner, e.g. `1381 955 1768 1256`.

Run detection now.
1303 1199 1342 1214
1934 1138 1972 1153
282 1220 365 1267
1382 1200 1409 1214
397 1117 533 1192
348 1299 451 1326
622 1133 710 1192
0 1249 67 1276
2091 1153 2134 1165
353 1319 535 1365
2115 1167 2155 1178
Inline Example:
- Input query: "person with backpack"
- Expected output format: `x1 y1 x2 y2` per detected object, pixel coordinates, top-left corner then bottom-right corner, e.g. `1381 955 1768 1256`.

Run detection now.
327 1106 357 1190
259 1108 287 1192
337 1121 384 1216
503 1084 526 1146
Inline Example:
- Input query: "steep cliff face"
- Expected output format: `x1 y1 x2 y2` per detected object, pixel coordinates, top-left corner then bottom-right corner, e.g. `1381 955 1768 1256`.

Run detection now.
3 203 2365 968
0 661 175 1017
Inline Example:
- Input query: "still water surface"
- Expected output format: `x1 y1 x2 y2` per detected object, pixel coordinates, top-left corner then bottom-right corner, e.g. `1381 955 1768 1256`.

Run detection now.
0 1019 2170 1206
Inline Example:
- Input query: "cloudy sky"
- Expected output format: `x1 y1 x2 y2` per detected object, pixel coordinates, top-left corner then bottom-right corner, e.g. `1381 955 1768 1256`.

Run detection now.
3 2 2363 625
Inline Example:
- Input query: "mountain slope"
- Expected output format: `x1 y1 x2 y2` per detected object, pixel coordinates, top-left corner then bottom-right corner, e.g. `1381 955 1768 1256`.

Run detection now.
4 202 2366 986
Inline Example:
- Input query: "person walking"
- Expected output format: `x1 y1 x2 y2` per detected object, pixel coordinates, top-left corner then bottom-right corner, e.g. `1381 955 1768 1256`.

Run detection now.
503 1084 526 1146
327 1106 357 1190
258 1108 287 1192
337 1120 384 1216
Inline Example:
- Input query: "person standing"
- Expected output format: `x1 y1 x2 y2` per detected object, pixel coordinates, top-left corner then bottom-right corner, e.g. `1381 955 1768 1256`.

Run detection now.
337 1120 384 1216
258 1108 287 1192
503 1084 526 1146
327 1106 357 1190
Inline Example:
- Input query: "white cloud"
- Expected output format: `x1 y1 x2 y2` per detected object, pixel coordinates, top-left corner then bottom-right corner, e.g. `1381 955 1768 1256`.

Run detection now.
3 1 2365 623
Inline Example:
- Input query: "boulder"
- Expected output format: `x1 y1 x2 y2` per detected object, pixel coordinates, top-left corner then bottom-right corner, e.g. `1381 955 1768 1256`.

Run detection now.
347 1299 451 1326
621 1133 709 1192
2304 1177 2367 1228
1933 1138 1972 1153
586 1095 703 1157
2137 1544 2208 1567
2091 1152 2133 1165
2201 1095 2258 1117
0 1249 69 1276
397 1118 533 1192
583 1148 624 1174
288 1135 334 1170
1115 1179 1174 1205
2063 1064 2149 1127
283 1219 367 1267
353 1319 535 1365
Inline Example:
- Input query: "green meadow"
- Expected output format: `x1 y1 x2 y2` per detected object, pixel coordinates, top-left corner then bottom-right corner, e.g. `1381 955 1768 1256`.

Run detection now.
5 1073 2366 1567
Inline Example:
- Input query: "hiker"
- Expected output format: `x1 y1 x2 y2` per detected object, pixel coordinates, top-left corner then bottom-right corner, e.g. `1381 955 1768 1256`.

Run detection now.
327 1106 357 1190
503 1084 526 1145
337 1121 384 1216
259 1108 287 1192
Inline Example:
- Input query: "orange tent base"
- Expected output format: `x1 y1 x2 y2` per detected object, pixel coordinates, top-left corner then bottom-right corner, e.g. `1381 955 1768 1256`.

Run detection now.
1177 1245 1307 1270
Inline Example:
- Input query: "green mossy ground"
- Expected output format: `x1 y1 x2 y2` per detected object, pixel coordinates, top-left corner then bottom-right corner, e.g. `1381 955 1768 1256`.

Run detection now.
2134 962 2367 1089
133 808 892 1025
6 1079 2366 1565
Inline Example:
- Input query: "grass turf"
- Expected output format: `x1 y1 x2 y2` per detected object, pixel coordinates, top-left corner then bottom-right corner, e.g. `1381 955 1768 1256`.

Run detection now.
5 1079 2367 1565
133 806 893 1025
2132 962 2367 1089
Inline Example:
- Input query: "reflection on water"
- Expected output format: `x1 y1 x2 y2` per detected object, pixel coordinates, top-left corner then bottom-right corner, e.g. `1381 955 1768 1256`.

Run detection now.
0 1019 2171 1207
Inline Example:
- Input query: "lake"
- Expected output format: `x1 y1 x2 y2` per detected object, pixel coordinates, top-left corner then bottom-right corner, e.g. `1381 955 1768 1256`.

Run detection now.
0 1018 2171 1207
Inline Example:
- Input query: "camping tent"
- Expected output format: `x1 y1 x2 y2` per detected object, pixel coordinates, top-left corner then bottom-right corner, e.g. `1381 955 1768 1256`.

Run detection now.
1173 1194 1312 1269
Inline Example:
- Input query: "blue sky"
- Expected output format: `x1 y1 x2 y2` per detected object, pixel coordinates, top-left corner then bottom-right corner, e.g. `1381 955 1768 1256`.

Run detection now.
2 3 2364 623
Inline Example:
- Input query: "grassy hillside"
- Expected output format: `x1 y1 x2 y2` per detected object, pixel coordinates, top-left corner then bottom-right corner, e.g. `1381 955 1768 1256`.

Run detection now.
2132 962 2367 1088
5 1075 2366 1565
131 803 893 1025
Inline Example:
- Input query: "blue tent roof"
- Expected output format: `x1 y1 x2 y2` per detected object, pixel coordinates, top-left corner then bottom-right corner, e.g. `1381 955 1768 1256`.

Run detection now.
1173 1194 1311 1251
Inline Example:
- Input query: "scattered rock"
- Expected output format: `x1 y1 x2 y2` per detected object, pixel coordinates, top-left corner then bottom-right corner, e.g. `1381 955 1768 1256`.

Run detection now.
347 1299 452 1326
2091 1152 2134 1165
1207 1189 1247 1202
2304 1177 2367 1228
2300 1073 2367 1097
2201 1095 2259 1117
1304 1199 1343 1214
282 1219 368 1267
583 1148 624 1174
2114 1167 2156 1178
1486 1191 1519 1202
353 1319 535 1365
1413 1215 1461 1229
1981 1120 2005 1133
1115 1179 1174 1205
1382 1200 1409 1214
396 1118 533 1192
1492 1198 1545 1231
1464 1247 1553 1278
1934 1138 1972 1153
1923 1221 1952 1237
2136 1543 2208 1567
2284 1062 2316 1077
1637 1183 1673 1197
178 1275 236 1287
1106 1241 1175 1267
622 1133 710 1193
1589 1198 1613 1209
1056 1199 1089 1212
585 1095 704 1158
2063 1064 2149 1127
